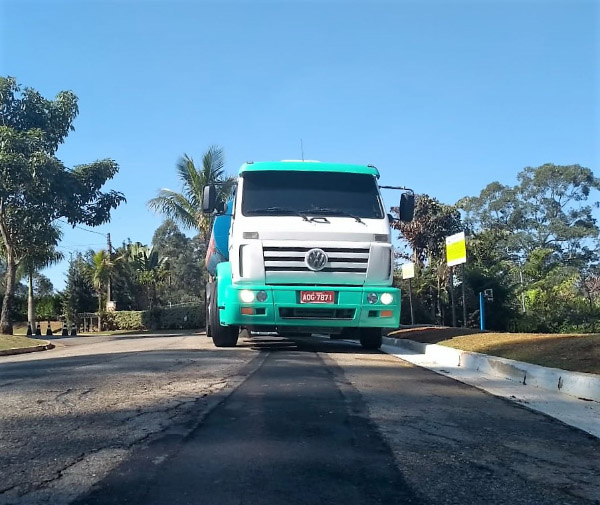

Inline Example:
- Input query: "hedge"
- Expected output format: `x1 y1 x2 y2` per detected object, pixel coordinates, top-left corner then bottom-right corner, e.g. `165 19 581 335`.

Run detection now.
103 304 205 331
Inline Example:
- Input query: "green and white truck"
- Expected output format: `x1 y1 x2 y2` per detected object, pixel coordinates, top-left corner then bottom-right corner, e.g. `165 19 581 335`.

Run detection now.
203 160 414 349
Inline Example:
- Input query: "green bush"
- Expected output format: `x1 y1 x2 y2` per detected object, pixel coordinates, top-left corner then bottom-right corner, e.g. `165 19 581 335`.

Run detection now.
103 304 205 331
103 311 148 330
153 305 202 329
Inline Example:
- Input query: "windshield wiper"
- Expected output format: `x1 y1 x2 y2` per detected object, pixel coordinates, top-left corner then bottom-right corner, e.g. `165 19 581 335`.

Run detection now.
306 207 365 224
247 207 309 221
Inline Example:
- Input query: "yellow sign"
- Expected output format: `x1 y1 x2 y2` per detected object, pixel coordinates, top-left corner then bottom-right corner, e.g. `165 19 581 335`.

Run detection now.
446 232 467 266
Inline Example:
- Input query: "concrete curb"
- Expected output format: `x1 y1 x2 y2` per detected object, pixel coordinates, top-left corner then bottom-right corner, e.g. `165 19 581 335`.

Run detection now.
0 341 55 356
382 337 600 403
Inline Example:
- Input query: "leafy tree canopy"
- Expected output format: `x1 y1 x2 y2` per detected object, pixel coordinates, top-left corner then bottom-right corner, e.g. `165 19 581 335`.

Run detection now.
147 146 235 241
0 76 125 333
393 194 462 265
459 163 600 263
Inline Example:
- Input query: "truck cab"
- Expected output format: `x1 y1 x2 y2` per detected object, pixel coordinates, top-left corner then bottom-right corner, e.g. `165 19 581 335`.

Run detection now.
203 161 413 349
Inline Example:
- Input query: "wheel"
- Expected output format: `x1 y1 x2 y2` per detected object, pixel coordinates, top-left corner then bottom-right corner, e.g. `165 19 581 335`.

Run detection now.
209 281 239 347
359 328 382 350
205 283 214 338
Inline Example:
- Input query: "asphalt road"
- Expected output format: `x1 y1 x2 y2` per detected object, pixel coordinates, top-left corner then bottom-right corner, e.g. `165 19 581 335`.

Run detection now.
1 333 599 505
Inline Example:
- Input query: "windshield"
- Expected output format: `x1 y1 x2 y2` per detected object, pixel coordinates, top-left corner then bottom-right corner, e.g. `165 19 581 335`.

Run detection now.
241 171 384 219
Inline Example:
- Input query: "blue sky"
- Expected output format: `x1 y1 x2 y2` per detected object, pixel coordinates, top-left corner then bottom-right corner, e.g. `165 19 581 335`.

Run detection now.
1 0 598 290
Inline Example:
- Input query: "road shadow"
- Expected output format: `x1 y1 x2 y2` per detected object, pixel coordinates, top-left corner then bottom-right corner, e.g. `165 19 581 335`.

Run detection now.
386 326 483 344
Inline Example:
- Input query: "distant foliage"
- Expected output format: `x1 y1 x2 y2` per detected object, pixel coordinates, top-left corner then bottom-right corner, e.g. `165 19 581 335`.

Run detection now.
62 253 96 324
395 164 600 332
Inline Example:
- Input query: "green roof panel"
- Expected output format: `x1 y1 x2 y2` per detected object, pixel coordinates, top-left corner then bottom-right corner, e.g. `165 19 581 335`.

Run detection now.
239 161 380 178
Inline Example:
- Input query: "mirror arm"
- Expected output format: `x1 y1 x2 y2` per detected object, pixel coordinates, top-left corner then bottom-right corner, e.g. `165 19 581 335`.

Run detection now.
379 185 414 195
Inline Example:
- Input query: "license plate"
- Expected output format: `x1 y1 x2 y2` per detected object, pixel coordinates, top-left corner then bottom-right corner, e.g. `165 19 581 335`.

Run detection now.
300 291 335 304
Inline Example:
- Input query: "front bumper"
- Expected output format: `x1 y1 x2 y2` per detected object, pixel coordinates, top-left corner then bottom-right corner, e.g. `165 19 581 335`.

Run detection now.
219 285 400 328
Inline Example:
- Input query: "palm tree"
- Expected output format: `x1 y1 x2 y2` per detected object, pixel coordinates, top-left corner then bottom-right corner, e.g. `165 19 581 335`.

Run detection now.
18 225 63 333
128 243 169 309
147 146 235 242
90 249 113 312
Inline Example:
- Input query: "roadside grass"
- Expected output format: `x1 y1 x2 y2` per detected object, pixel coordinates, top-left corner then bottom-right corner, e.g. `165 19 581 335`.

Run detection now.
13 321 64 336
387 327 600 375
0 334 49 351
12 322 196 337
77 329 196 336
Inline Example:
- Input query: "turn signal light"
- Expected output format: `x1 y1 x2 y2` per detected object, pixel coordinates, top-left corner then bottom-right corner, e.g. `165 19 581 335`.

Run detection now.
381 310 393 318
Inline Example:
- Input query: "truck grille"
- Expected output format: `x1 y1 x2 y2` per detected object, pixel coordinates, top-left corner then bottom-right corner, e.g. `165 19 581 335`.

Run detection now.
279 308 356 320
263 246 369 274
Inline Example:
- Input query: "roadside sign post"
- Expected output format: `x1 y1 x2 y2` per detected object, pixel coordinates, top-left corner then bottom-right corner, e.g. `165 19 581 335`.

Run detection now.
480 289 494 330
450 268 457 327
401 262 415 325
461 263 467 326
446 232 467 327
479 292 485 330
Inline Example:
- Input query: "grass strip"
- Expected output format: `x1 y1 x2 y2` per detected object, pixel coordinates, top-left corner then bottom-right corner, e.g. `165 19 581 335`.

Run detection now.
0 335 49 352
388 327 600 375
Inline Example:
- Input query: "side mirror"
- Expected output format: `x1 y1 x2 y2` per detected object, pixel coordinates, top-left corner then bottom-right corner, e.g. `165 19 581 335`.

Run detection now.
215 200 226 214
399 193 415 222
202 185 217 214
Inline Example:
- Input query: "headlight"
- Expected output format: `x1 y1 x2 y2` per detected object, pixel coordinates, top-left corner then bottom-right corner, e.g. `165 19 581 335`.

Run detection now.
256 290 268 302
367 293 379 304
240 290 255 303
380 293 394 305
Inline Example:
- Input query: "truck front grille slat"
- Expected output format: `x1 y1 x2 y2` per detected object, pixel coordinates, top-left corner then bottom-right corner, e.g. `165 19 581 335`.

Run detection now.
266 267 366 273
264 247 368 254
264 256 368 263
279 308 355 320
263 245 370 275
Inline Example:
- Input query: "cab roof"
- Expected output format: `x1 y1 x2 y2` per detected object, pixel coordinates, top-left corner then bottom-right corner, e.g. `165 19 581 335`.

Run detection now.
238 160 380 178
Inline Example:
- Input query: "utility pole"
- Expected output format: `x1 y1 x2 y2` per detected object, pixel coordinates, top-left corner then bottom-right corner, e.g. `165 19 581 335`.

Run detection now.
106 232 112 308
519 267 526 312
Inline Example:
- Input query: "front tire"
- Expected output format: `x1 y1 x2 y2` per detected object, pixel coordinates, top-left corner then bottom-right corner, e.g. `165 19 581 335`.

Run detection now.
359 328 382 350
209 281 239 347
205 283 214 338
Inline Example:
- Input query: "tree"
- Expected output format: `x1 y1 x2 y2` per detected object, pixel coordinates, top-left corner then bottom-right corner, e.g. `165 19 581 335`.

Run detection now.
460 164 600 263
62 253 96 325
147 146 235 242
459 164 600 332
33 273 54 298
128 243 169 309
393 194 463 266
17 224 63 332
392 195 463 324
90 249 112 312
152 219 206 304
0 77 125 334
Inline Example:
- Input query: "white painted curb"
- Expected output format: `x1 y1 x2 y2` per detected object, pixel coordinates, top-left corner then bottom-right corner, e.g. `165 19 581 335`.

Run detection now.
382 337 600 403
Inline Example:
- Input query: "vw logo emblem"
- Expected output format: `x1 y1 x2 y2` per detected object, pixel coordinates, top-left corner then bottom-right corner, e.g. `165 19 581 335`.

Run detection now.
305 248 328 271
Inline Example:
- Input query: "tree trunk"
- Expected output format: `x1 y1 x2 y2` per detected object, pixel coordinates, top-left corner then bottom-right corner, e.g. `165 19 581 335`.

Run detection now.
28 270 36 333
0 250 16 335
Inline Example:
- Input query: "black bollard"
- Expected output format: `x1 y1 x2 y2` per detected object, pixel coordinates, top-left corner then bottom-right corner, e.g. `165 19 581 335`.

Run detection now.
70 323 77 337
35 323 42 336
46 321 53 336
26 323 32 336
61 322 69 337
